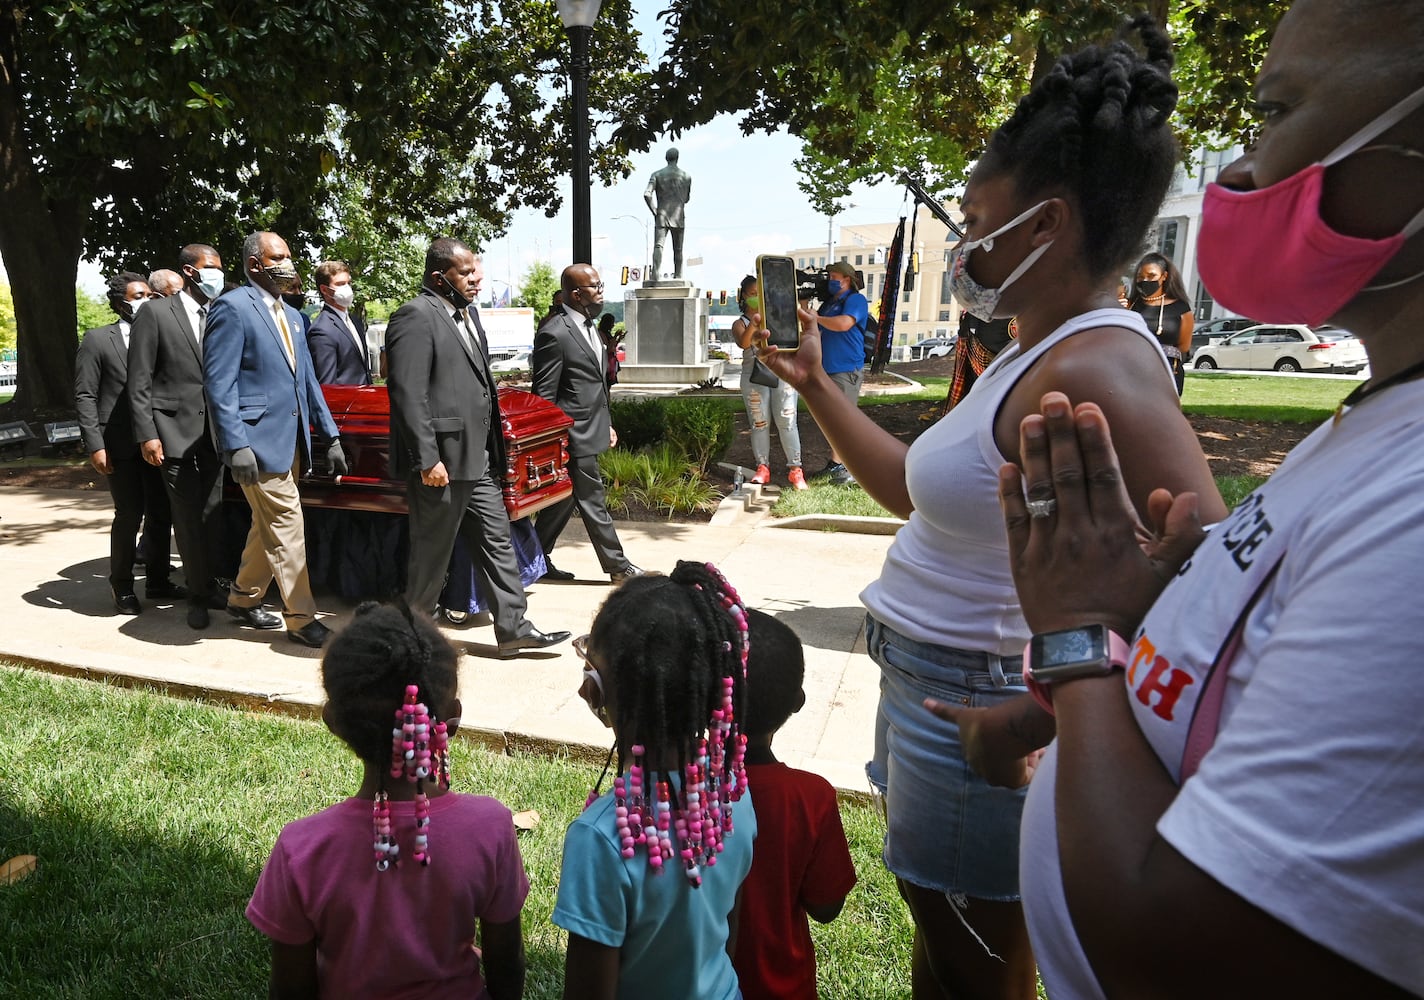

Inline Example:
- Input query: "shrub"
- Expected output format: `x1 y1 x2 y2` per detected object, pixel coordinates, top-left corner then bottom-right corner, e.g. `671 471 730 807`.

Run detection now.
609 398 668 452
662 397 736 474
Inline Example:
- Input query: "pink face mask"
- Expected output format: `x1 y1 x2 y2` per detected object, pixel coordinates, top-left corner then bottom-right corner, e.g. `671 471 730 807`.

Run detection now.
1198 81 1424 326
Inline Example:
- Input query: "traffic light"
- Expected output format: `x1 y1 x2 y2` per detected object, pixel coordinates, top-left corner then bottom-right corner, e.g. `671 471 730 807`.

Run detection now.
621 266 630 285
707 290 713 303
719 290 727 306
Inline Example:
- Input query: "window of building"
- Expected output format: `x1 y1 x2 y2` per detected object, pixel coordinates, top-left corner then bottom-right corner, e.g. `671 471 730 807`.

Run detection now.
938 310 951 322
1151 218 1186 267
1196 146 1236 189
902 290 911 303
1193 281 1215 321
940 271 953 305
900 311 910 322
855 254 863 265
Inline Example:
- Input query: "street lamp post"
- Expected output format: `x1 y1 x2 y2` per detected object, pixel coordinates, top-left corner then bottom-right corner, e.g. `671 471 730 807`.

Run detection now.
612 214 649 278
826 202 857 267
557 0 603 267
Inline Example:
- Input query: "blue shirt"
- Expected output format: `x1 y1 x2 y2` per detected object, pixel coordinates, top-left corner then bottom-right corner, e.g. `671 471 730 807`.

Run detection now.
553 780 757 1000
817 291 869 375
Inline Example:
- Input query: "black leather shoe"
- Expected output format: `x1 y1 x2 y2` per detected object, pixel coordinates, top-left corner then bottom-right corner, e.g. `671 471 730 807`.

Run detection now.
228 603 283 630
187 603 210 630
145 581 188 601
609 564 647 586
497 626 572 657
541 562 576 582
113 589 142 615
287 620 332 648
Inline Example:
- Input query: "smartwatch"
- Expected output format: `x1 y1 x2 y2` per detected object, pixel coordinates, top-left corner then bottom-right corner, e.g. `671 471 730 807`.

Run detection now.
1024 624 1131 714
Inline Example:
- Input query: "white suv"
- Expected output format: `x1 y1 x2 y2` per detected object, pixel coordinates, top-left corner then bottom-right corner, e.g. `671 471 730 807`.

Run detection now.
1192 325 1367 374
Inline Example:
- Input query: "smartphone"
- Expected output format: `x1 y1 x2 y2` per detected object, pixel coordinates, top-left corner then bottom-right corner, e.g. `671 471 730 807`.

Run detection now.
756 254 799 352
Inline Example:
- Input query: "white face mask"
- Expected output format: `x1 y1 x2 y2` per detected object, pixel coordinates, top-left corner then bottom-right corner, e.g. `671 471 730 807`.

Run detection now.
126 297 146 320
192 267 224 300
331 283 356 309
947 200 1053 321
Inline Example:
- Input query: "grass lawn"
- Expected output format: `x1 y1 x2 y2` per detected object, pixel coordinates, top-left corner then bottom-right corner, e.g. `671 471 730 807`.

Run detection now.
1181 371 1358 423
0 666 916 999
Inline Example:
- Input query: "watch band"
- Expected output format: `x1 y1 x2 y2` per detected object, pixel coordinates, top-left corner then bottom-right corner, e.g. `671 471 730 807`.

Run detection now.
1024 627 1131 715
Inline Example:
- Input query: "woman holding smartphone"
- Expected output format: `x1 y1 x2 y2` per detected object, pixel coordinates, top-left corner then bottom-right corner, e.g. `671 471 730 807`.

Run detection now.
757 16 1225 998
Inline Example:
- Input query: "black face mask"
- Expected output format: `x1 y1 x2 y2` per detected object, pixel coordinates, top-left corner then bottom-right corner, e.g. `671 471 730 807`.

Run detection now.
1136 278 1162 298
436 272 472 310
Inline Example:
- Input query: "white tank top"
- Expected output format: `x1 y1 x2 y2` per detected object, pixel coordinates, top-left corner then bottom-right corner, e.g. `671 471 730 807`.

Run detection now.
860 308 1166 656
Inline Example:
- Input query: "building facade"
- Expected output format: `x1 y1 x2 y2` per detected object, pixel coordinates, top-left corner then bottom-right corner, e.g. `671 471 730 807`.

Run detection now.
786 201 964 349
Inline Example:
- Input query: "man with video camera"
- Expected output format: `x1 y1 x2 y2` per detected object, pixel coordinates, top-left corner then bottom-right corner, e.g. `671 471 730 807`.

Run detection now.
802 260 870 485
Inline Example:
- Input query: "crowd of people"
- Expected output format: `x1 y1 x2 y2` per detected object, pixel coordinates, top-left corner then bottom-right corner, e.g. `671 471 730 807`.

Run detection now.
69 0 1424 995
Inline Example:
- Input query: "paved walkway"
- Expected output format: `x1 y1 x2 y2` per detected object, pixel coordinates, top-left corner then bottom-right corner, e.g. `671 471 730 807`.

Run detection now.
0 486 896 794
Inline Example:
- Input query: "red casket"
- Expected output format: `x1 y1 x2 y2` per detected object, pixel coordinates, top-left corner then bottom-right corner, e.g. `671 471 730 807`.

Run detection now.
299 385 574 519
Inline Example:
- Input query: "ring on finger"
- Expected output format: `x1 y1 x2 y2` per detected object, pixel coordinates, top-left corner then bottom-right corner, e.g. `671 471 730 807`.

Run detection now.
1026 498 1057 519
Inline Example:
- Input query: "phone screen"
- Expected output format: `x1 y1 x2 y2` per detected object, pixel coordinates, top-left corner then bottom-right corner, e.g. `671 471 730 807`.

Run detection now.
757 255 799 351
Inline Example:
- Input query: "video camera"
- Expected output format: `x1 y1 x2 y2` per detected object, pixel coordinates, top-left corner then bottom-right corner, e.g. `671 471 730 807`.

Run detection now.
796 266 830 301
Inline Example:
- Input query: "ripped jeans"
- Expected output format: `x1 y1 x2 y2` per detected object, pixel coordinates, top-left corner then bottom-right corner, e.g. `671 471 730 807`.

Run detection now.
739 370 802 467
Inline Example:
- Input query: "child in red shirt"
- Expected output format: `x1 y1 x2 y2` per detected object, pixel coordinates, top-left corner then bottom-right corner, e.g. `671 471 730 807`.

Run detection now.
734 610 857 999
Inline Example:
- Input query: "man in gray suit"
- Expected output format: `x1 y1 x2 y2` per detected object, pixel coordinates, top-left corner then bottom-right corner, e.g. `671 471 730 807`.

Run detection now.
644 147 692 280
74 271 180 614
385 237 568 656
532 264 643 585
127 244 229 630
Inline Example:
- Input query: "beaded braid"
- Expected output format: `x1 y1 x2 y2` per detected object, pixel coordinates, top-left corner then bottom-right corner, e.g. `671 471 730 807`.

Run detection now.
587 561 751 887
373 684 451 871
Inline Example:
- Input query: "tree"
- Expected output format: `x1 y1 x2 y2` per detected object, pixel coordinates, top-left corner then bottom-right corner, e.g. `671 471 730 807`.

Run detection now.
614 0 1280 211
0 0 646 415
75 288 111 338
515 260 560 314
0 283 15 356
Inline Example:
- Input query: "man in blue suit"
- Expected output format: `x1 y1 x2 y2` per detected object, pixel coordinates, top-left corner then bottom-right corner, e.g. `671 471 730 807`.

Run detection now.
306 260 371 385
203 231 347 648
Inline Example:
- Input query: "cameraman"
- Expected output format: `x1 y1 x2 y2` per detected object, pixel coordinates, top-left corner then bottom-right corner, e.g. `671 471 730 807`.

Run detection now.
802 260 869 485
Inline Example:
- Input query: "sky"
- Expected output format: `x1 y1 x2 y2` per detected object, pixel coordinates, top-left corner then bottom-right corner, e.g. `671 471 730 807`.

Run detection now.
17 5 937 303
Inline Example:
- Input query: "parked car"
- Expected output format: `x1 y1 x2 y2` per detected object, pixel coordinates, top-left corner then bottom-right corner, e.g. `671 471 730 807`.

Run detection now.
910 336 955 360
490 350 532 373
1187 315 1257 360
1192 324 1368 374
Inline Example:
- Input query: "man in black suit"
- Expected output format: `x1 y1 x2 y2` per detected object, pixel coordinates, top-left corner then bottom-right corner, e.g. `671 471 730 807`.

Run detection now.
306 260 371 385
127 244 229 630
385 238 568 656
74 271 181 613
532 264 643 584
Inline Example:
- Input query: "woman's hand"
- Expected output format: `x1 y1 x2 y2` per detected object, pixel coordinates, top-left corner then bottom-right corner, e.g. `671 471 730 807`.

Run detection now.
755 306 824 390
1002 392 1207 637
923 697 1051 788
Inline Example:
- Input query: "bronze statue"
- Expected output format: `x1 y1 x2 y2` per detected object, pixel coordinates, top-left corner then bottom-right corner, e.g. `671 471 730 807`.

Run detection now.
643 148 692 280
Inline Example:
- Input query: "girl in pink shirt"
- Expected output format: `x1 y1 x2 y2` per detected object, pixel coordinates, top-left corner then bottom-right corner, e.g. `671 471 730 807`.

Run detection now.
248 601 529 999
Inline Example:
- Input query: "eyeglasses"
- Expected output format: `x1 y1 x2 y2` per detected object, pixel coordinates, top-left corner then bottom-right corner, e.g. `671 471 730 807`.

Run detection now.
580 282 605 293
573 635 611 725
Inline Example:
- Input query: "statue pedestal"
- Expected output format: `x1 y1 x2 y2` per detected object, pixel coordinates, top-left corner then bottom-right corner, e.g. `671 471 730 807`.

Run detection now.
620 284 722 385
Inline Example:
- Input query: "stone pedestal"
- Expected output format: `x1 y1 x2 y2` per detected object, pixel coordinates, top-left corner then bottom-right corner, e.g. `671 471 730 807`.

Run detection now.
620 282 723 384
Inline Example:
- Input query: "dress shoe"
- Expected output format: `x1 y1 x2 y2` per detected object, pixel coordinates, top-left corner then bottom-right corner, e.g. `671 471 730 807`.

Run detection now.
287 620 332 648
112 589 142 615
609 564 647 586
186 603 210 630
541 562 576 582
145 580 188 601
440 606 493 628
227 603 283 630
497 626 572 657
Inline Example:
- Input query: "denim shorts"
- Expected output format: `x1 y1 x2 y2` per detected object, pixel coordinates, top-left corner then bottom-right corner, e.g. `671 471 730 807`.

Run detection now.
865 614 1028 900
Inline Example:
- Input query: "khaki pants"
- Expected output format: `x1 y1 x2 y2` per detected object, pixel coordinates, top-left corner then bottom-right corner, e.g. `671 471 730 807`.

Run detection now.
230 455 315 629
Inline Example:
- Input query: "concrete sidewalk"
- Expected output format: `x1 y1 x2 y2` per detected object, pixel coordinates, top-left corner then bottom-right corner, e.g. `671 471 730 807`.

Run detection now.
0 487 895 794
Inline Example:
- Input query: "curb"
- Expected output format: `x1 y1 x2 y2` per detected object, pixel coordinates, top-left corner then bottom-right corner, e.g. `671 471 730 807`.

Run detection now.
765 513 906 535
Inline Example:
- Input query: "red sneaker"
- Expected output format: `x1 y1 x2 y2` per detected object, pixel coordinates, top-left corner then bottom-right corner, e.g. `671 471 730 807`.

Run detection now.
751 464 771 485
787 467 807 491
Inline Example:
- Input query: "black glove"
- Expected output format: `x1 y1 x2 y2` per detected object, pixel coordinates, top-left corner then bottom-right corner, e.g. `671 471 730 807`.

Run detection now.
228 447 260 486
326 439 348 477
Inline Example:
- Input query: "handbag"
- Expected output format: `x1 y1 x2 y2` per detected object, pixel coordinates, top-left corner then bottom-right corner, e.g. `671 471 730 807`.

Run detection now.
749 357 780 388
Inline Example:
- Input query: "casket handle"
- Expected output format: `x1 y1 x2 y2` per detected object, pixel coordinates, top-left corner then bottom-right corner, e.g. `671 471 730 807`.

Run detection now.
525 457 559 491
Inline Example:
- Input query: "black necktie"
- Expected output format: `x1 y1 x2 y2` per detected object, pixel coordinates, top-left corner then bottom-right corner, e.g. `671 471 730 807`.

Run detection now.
195 305 207 348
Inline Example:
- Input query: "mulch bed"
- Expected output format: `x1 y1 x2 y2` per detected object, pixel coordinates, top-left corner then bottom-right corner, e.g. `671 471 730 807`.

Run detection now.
1 355 1312 523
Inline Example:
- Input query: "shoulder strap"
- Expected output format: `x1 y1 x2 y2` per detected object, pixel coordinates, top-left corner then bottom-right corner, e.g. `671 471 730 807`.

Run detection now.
1180 556 1284 781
